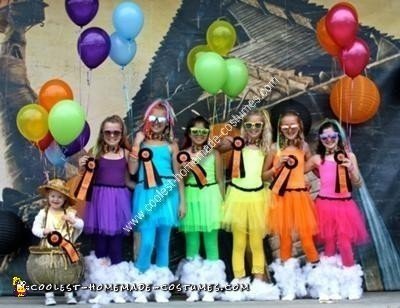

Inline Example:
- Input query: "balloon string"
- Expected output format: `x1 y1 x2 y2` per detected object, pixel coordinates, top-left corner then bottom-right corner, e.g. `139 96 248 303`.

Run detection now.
85 70 92 117
122 67 131 114
77 27 83 106
348 77 355 149
213 95 217 124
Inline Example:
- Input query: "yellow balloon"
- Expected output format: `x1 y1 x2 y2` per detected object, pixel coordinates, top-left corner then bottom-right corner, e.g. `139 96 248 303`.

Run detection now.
187 44 210 74
16 104 49 142
206 20 237 56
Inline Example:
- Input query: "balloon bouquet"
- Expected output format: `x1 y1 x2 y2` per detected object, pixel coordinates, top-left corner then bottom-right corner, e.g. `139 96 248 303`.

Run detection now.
16 79 89 167
316 2 380 124
188 20 249 99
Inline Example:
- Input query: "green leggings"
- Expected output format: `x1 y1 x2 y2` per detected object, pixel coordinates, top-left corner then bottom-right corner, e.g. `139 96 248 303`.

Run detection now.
185 230 219 260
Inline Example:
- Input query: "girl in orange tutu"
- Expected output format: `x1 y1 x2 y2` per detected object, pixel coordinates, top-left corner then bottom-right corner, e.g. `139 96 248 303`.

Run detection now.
264 110 319 300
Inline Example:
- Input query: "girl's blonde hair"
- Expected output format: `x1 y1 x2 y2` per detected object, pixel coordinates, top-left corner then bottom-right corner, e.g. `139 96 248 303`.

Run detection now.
277 110 305 150
92 115 130 158
142 99 176 143
240 109 272 152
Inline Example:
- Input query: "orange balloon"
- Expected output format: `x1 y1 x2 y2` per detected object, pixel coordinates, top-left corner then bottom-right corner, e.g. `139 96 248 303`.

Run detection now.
330 75 380 124
39 79 73 111
316 16 341 56
210 122 240 168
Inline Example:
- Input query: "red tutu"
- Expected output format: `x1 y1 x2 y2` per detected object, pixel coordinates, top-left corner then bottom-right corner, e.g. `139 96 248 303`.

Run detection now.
315 196 369 245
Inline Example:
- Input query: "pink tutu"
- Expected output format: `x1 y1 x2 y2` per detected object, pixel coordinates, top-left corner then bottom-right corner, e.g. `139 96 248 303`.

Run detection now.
315 196 369 245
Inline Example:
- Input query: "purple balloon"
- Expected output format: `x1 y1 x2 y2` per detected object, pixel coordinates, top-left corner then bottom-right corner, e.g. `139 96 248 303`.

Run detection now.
78 27 111 69
65 0 99 27
61 122 90 157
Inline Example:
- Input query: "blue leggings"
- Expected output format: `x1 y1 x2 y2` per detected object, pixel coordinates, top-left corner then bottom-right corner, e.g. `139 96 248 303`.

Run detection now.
135 226 171 272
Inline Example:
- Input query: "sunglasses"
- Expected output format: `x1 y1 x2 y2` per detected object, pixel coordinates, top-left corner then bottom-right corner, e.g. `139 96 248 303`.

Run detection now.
103 130 122 137
243 122 264 130
280 124 299 131
148 115 167 123
190 127 210 136
320 132 339 141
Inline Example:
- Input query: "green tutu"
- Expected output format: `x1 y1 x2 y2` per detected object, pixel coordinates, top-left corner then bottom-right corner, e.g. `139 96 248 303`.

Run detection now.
180 151 223 233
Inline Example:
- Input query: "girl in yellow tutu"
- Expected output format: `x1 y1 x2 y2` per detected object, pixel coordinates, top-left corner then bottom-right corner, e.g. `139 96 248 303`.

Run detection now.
222 109 279 301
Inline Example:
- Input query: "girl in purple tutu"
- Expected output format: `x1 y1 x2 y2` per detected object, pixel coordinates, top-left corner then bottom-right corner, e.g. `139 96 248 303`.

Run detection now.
79 115 133 266
306 119 369 300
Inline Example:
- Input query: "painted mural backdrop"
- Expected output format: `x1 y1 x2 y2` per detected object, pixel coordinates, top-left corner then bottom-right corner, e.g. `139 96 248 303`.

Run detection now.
1 0 400 295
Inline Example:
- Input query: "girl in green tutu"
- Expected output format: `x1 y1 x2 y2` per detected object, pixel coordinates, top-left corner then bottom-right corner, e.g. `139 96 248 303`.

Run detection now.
176 116 226 302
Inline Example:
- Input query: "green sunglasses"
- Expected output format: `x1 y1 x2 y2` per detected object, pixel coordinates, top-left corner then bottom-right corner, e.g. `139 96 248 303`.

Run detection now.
190 127 210 136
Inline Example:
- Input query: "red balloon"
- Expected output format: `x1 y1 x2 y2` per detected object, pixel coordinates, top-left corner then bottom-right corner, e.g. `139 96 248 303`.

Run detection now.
36 131 54 152
339 38 370 78
326 3 358 48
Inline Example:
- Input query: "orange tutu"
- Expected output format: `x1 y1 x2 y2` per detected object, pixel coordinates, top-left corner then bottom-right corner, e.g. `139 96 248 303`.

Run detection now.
269 190 318 238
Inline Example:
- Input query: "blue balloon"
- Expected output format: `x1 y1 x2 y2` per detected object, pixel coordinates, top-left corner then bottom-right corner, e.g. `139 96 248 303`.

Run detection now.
109 32 137 67
112 2 144 40
45 141 67 167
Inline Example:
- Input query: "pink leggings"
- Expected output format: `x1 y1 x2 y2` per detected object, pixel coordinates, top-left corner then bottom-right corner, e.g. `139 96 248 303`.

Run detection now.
324 237 354 266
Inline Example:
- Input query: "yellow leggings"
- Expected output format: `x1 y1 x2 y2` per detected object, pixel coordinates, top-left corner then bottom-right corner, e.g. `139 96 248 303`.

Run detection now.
232 227 265 278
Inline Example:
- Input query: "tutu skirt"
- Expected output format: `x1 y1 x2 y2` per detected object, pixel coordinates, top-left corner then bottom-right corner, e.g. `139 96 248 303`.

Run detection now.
84 186 132 236
180 184 222 233
222 185 269 235
315 197 369 244
132 178 179 230
270 191 318 238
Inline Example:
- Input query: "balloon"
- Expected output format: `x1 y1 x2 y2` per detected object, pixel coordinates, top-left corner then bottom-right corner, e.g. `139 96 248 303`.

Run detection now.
330 75 380 124
16 104 48 142
61 121 90 157
206 20 237 56
316 16 341 57
45 141 67 167
78 27 111 69
48 100 86 146
326 3 358 48
39 79 73 112
36 132 54 152
113 2 144 40
339 38 370 78
65 0 99 27
109 32 137 67
222 58 248 98
186 45 210 75
194 52 227 95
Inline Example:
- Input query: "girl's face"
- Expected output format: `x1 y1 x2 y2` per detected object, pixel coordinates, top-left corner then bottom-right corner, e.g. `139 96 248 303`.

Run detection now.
148 107 167 134
189 122 209 147
103 122 122 147
244 114 264 139
320 127 339 151
280 115 300 140
48 190 66 210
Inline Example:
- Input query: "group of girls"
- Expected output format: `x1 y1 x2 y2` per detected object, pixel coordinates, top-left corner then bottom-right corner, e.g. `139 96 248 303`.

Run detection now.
34 98 369 305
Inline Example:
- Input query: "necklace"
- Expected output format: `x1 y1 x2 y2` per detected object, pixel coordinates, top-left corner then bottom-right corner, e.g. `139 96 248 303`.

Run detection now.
191 144 203 153
246 138 260 147
147 132 164 141
325 147 337 155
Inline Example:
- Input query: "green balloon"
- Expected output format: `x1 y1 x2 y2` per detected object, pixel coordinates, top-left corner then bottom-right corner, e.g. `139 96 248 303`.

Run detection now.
222 58 249 98
194 52 227 95
48 99 86 145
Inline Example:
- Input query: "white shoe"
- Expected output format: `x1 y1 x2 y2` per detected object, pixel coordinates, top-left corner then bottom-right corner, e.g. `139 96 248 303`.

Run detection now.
186 291 199 302
330 293 342 300
202 292 215 302
113 294 126 303
155 291 169 303
65 292 77 305
282 293 295 301
88 294 101 304
134 293 148 303
45 293 56 306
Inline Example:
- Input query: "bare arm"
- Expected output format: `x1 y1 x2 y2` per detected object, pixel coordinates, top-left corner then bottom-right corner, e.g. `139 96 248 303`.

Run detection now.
305 154 318 173
124 149 136 190
343 152 362 188
172 142 186 218
214 150 225 197
128 132 145 175
262 145 278 182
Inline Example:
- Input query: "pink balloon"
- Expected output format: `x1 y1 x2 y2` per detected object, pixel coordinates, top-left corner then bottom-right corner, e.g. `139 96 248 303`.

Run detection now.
326 3 358 48
339 38 370 78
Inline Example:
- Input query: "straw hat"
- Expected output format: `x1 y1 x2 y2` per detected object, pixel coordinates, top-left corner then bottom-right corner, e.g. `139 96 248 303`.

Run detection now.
38 179 76 205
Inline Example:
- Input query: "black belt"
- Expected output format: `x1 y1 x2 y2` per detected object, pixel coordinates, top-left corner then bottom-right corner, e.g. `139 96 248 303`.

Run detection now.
229 182 264 192
317 195 352 201
285 187 308 192
185 182 217 188
137 176 175 184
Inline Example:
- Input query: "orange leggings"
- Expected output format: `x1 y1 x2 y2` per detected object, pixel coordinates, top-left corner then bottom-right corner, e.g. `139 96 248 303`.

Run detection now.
280 233 319 263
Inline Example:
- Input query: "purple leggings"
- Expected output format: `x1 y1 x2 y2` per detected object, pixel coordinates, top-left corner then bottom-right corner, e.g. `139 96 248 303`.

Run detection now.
94 234 124 265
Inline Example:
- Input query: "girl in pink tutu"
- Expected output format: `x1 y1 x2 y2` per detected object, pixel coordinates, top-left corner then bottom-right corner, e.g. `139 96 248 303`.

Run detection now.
306 119 368 300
